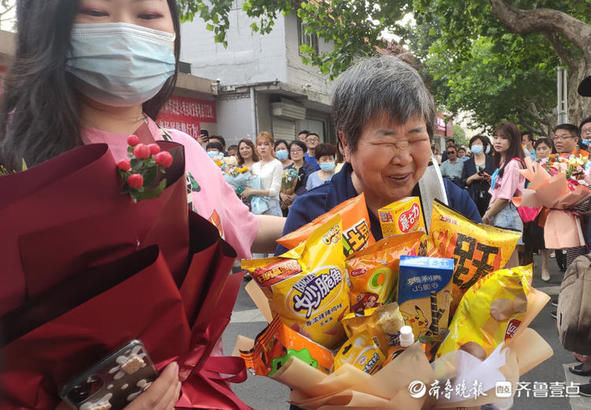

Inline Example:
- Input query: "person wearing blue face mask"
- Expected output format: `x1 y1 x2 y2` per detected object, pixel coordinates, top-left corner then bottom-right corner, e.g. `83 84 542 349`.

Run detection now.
461 135 495 216
206 141 225 161
305 143 337 191
579 116 591 149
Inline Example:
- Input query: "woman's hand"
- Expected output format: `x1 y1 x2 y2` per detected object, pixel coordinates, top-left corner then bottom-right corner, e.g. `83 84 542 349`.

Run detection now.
240 187 254 200
466 173 483 184
482 213 493 225
124 362 181 410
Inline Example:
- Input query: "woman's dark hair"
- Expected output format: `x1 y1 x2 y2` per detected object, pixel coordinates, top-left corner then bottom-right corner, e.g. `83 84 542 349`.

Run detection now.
534 137 554 152
205 141 224 152
288 140 307 160
274 139 289 151
315 143 337 159
469 135 489 151
237 138 259 165
0 0 181 170
493 122 525 179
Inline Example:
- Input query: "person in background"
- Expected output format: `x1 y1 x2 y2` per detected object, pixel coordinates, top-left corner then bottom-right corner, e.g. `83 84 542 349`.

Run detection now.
208 135 226 155
197 129 209 147
440 138 455 162
243 131 283 217
335 140 345 173
205 141 224 160
431 144 442 165
278 140 315 215
579 116 591 150
236 138 259 169
553 124 588 158
462 135 494 216
523 137 554 282
439 145 464 187
306 143 337 190
483 122 526 267
304 132 321 170
522 132 536 159
457 146 469 161
274 139 292 168
297 130 309 143
227 144 238 157
275 139 294 216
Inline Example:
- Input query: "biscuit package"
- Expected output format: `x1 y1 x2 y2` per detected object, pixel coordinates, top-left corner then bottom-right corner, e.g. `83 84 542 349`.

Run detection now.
333 331 385 375
436 265 532 359
397 256 455 341
240 316 334 376
341 303 406 353
427 201 521 311
378 197 425 237
346 232 426 312
242 215 349 349
276 193 375 256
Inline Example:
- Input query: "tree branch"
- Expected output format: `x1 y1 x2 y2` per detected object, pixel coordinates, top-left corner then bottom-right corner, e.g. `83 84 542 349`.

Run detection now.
542 32 577 72
489 0 591 61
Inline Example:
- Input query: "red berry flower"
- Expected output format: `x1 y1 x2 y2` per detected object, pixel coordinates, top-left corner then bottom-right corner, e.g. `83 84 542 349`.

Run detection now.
127 135 140 146
117 160 131 172
148 144 161 155
127 173 144 189
154 151 173 168
133 143 151 159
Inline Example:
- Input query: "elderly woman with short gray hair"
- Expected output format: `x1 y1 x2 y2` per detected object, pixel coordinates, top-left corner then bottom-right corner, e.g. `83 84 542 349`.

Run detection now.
276 56 480 255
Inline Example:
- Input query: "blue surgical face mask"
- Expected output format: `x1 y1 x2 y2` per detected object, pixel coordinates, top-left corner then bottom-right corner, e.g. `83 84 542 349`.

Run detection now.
581 139 590 147
485 145 491 154
208 151 222 159
66 23 176 107
275 149 289 161
319 161 336 172
470 145 483 155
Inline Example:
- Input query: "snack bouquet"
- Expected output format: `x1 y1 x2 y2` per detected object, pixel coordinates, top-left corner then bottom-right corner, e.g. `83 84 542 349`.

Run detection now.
518 155 591 249
237 196 553 409
0 141 248 409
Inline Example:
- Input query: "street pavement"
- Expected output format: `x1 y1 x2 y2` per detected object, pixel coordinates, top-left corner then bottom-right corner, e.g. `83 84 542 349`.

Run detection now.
222 252 590 409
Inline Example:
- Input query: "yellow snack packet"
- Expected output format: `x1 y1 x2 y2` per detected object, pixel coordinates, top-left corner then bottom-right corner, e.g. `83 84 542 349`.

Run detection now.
242 215 349 349
427 201 521 312
346 232 427 312
378 196 425 237
341 303 406 354
436 265 532 360
333 331 385 374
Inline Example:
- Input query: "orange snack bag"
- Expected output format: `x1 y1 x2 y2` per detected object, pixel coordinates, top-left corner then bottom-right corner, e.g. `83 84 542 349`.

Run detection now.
277 193 375 256
427 201 521 312
346 232 427 312
378 197 425 238
241 316 334 376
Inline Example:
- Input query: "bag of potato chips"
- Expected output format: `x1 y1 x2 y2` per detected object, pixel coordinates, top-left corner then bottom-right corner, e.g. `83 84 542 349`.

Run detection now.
242 215 349 349
347 231 426 312
436 265 532 360
276 193 375 256
427 201 521 312
378 196 426 237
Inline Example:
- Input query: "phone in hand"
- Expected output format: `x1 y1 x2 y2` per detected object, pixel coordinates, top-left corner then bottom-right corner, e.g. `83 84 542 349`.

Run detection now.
60 340 158 410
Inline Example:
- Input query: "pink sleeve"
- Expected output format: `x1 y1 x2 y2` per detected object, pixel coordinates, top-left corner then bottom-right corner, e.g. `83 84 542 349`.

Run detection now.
164 129 258 260
494 159 525 200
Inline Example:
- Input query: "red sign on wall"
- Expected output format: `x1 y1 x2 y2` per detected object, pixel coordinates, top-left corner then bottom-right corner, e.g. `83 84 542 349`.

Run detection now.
156 95 216 139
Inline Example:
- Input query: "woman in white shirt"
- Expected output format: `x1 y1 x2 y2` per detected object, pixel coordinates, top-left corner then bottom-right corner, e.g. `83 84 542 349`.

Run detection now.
242 131 283 216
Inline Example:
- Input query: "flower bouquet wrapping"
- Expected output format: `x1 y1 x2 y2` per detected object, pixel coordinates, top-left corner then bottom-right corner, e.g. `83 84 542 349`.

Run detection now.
0 141 248 409
518 155 591 249
235 198 553 409
281 167 299 196
215 160 269 215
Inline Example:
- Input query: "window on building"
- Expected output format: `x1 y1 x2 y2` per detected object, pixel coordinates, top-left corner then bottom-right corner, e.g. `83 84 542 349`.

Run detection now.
297 17 319 55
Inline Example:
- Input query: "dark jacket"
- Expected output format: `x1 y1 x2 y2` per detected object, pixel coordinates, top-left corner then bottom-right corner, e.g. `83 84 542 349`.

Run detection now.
276 163 481 255
293 161 316 195
461 154 495 215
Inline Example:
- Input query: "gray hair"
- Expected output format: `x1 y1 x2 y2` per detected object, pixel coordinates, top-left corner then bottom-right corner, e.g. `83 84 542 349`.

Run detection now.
331 56 435 151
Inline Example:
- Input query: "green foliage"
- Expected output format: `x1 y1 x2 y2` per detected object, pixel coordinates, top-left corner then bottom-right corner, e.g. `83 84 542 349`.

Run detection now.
452 124 468 147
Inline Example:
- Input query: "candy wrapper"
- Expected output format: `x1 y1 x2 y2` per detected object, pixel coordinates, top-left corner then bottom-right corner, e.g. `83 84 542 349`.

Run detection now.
347 232 426 312
436 265 532 359
342 303 406 353
276 193 375 256
427 201 521 312
334 331 385 374
242 215 349 349
378 197 426 237
519 155 591 248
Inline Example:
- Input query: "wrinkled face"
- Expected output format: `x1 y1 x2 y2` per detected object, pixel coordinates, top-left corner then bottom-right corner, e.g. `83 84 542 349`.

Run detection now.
535 142 551 159
553 129 578 154
290 144 305 162
75 0 175 33
342 114 431 209
239 142 252 160
306 134 320 150
493 134 511 154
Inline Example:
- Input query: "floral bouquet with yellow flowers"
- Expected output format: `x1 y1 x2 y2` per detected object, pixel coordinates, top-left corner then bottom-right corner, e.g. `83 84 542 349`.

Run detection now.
216 161 269 215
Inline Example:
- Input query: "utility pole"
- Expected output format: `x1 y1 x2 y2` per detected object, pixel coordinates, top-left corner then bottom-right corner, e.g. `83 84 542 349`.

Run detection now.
557 67 568 124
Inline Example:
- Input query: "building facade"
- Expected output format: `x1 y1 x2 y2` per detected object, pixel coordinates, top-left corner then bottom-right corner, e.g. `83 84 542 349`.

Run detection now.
180 2 335 145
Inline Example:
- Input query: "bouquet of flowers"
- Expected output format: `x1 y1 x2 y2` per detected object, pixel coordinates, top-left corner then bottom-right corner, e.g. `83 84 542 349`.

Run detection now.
519 154 591 248
213 160 270 215
281 166 299 196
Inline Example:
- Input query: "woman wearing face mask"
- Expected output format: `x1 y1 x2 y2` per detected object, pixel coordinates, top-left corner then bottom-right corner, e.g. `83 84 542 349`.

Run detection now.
275 139 296 216
305 143 337 191
482 122 526 267
242 132 283 217
461 135 495 216
0 1 284 406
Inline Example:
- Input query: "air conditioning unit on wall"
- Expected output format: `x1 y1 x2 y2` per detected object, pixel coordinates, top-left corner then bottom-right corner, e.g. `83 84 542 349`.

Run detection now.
271 101 306 120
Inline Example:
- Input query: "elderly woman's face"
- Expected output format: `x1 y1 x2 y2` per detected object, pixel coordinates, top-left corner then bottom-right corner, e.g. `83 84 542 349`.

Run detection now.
344 115 431 209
